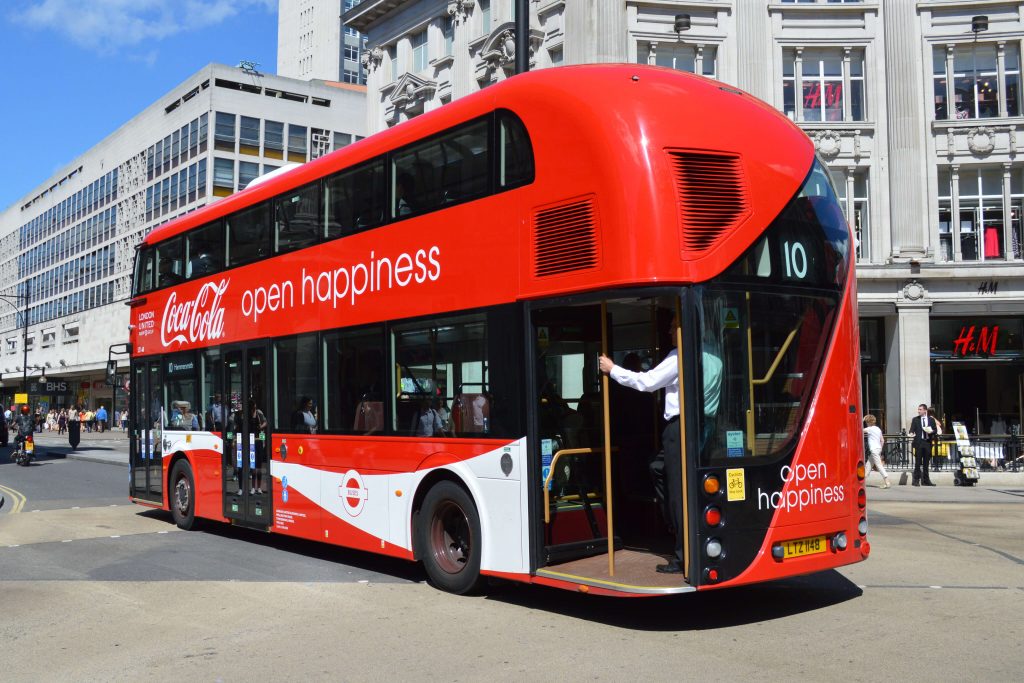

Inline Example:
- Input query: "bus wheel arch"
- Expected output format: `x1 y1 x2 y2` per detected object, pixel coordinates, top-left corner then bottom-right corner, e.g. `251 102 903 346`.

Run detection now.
413 472 485 595
168 453 198 530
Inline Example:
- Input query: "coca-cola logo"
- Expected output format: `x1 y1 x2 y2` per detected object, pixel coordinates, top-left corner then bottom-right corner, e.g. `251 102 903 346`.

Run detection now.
161 279 229 347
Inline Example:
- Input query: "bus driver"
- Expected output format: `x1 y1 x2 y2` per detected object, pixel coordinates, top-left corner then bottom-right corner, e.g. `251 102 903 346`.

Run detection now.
599 313 722 575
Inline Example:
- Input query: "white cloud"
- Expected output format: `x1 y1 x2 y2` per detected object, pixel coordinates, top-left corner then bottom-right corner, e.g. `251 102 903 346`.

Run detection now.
11 0 275 53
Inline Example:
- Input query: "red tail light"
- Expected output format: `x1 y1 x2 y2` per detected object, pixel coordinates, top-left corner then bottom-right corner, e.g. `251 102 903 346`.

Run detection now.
704 506 722 527
857 487 866 508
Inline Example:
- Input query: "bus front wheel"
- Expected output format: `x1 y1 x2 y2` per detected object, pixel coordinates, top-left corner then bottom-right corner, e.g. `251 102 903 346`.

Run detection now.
417 480 484 595
169 460 197 530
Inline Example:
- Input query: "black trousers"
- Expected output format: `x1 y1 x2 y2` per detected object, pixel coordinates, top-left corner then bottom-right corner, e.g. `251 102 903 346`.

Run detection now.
649 418 683 566
913 442 933 483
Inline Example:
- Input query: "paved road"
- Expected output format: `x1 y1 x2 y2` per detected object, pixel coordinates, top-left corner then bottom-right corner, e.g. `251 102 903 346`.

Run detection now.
1 443 1021 681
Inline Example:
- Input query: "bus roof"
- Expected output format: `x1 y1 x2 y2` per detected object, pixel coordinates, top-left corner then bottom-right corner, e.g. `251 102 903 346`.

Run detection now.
140 64 808 249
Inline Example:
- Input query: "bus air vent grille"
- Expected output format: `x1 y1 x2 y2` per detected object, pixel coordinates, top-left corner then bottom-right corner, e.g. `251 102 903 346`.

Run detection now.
668 150 750 254
533 197 599 277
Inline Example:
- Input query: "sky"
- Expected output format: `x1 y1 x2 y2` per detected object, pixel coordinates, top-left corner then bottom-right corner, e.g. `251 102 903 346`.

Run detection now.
0 0 280 212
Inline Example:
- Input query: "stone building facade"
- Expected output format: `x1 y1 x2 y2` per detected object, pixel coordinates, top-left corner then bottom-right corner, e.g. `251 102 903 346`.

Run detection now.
343 0 1024 435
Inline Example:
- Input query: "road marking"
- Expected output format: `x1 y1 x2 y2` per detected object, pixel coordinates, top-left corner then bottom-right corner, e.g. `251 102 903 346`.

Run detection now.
0 483 27 514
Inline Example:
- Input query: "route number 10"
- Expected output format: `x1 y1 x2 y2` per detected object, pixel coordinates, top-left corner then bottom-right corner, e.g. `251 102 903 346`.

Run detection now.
783 241 808 279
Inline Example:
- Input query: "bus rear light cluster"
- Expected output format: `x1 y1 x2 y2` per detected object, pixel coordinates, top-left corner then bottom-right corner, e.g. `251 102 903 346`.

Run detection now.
704 568 720 583
831 532 848 551
857 488 866 509
705 538 723 559
704 506 722 527
858 517 868 536
703 474 720 496
856 461 866 480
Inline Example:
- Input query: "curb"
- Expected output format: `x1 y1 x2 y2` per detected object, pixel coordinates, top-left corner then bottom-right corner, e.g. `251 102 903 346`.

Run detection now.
66 452 129 467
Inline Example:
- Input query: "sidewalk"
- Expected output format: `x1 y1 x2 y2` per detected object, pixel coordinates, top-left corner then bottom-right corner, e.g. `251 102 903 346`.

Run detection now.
28 428 129 467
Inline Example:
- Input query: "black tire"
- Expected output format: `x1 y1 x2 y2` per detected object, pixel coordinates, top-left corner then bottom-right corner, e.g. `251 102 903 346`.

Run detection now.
416 480 484 595
169 460 198 530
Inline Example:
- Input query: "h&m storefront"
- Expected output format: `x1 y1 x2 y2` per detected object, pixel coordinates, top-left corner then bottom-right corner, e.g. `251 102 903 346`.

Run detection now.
929 317 1023 436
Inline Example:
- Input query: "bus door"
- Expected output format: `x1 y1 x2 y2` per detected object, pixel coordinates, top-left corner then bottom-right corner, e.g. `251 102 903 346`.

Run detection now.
222 344 272 528
532 294 691 591
130 358 163 503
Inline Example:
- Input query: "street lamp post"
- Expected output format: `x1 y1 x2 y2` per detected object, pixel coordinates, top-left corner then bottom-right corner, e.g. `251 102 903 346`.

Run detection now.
0 282 31 405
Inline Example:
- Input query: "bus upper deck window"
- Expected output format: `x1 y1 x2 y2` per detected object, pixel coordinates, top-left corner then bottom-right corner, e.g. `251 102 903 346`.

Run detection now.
325 158 385 239
135 248 155 294
155 237 185 289
275 182 322 253
185 220 226 279
227 202 271 268
498 112 533 189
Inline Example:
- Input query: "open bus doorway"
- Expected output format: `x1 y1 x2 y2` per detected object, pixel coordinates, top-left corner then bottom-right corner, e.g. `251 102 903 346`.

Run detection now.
531 294 693 593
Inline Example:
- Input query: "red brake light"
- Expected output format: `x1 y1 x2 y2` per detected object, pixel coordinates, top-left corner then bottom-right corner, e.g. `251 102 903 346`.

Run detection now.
704 506 722 527
857 487 866 508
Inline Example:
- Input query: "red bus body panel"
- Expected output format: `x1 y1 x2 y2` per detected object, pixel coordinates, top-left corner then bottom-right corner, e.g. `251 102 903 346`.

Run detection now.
130 65 862 596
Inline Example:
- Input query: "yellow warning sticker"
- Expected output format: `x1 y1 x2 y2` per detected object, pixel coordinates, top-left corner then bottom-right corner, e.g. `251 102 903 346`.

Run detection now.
726 468 745 502
723 307 740 329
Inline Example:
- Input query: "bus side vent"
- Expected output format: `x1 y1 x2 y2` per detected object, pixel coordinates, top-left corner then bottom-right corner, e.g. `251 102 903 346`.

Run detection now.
533 197 599 277
669 151 749 254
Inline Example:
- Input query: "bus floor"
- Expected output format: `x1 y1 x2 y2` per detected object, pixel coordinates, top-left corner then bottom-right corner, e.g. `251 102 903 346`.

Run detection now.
539 546 690 591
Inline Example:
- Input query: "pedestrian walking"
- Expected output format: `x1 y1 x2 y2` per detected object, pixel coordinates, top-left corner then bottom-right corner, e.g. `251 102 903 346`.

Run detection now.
863 414 890 488
58 409 67 435
67 405 81 451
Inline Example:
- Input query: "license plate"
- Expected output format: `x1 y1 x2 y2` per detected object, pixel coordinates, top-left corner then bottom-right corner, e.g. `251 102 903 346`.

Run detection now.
782 535 826 558
25 442 34 453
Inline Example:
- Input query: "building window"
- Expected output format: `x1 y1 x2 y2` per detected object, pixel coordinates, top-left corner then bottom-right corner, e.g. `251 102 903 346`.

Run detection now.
938 167 1023 262
288 124 308 163
783 48 865 122
239 161 260 189
480 0 491 36
265 120 284 160
411 29 428 72
645 43 717 78
239 116 260 156
444 17 454 56
214 112 235 152
830 168 869 261
933 44 1020 120
213 157 235 197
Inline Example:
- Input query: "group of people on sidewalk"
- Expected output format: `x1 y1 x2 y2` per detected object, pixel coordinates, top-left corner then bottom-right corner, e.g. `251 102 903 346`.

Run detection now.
3 405 128 435
863 403 943 488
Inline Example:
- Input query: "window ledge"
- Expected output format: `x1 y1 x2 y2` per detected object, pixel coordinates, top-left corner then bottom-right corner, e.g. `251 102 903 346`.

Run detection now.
430 54 455 69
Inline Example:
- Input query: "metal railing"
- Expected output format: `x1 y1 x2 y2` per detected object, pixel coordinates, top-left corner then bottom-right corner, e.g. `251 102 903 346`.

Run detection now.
878 434 1024 472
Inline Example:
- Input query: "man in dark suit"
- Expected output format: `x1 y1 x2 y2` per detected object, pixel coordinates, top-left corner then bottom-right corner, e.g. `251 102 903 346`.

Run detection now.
909 403 937 486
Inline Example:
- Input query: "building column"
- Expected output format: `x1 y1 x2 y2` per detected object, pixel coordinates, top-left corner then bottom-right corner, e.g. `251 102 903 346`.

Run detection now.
896 301 933 430
735 0 774 102
998 42 1008 118
1002 163 1013 260
884 1 930 256
951 164 962 261
843 47 852 121
566 0 626 63
794 47 804 121
945 44 955 120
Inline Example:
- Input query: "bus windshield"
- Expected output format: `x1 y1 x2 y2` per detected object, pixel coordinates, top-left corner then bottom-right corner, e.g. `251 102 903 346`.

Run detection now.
697 159 850 464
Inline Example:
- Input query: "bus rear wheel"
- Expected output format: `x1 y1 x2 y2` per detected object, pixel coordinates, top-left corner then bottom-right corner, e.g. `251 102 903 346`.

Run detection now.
169 460 197 530
417 480 484 595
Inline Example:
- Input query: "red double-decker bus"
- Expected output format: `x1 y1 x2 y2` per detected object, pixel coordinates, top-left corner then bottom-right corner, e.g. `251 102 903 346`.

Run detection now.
128 64 867 596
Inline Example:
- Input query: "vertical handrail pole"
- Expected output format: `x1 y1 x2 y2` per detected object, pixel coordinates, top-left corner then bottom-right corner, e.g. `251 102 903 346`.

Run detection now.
601 302 615 576
675 298 690 581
